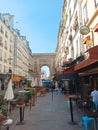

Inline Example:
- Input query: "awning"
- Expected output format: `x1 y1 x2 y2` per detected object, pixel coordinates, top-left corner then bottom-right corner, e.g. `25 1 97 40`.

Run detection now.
55 73 78 81
75 59 98 71
12 75 24 82
93 23 98 32
75 45 98 72
0 74 7 79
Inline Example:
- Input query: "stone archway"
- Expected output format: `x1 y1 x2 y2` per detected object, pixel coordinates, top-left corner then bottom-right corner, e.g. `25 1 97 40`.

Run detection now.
32 53 56 80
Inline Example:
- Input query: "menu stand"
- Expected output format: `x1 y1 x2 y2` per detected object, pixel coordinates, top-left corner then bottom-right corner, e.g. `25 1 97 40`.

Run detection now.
16 104 25 125
68 95 78 125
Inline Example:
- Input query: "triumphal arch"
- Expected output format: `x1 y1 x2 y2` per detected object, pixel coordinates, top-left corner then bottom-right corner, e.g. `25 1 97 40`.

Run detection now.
32 53 56 79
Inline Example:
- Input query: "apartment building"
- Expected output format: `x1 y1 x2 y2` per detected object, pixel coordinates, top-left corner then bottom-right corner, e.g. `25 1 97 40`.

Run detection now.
55 0 98 98
0 13 14 83
13 30 29 78
0 13 33 85
56 0 98 71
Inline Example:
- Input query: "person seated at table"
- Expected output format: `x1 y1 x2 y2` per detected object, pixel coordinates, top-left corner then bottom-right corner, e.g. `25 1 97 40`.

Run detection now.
90 87 98 109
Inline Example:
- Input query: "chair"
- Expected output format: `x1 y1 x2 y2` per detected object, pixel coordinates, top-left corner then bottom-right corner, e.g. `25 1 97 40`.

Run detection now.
82 116 94 130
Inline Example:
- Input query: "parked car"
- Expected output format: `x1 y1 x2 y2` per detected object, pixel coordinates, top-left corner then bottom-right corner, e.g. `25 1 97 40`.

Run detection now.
42 81 54 91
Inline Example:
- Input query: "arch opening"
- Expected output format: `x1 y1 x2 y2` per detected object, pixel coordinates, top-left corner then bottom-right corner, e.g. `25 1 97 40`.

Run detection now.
41 66 50 80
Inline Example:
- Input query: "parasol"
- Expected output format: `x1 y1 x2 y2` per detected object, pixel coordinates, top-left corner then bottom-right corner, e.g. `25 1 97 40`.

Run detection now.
4 79 14 114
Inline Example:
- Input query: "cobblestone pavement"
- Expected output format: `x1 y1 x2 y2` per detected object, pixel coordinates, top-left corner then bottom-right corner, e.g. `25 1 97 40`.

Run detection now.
1 91 84 130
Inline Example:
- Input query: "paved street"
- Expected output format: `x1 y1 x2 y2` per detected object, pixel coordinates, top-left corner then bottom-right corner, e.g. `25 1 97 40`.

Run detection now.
2 91 83 130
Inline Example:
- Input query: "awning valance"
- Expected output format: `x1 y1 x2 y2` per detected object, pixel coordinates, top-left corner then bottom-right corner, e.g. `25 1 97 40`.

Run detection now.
55 73 78 81
75 59 98 71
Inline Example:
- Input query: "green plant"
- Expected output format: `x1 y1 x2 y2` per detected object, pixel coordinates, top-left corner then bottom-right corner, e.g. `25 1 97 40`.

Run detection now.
0 94 5 107
27 90 33 99
25 80 31 87
17 93 26 105
1 104 8 116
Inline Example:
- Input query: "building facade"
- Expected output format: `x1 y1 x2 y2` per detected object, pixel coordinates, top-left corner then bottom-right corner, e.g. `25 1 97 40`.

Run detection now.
0 13 33 86
0 13 14 83
55 0 98 98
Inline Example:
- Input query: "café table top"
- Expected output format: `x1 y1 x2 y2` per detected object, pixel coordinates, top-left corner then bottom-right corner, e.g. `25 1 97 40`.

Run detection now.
66 94 77 99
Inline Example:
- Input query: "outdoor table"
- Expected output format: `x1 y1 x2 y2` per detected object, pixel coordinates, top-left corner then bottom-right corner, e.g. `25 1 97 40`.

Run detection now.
67 94 78 125
16 104 25 125
85 109 98 130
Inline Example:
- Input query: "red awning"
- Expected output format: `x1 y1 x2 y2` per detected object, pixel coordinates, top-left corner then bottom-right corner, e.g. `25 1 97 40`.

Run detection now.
75 59 98 71
93 23 98 32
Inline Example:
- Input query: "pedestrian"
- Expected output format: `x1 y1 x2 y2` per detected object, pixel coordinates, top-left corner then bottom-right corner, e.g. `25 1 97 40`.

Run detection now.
29 99 32 110
1 83 4 91
55 81 59 93
90 87 98 109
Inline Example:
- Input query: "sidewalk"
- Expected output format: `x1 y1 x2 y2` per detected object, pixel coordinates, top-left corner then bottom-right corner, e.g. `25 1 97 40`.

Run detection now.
2 91 83 130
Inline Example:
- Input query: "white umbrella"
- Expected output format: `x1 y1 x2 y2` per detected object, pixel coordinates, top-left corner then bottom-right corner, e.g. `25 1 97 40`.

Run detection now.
4 79 14 114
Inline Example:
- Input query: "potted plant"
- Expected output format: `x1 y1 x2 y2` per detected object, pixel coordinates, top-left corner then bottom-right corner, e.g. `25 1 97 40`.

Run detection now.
17 93 26 106
1 104 8 117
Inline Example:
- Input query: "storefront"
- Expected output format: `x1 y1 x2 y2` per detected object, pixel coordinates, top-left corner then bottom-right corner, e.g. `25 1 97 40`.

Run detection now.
75 45 98 99
12 75 25 88
55 65 79 95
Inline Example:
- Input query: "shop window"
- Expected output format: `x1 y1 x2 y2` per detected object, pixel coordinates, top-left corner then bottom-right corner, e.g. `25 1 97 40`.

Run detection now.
83 77 89 84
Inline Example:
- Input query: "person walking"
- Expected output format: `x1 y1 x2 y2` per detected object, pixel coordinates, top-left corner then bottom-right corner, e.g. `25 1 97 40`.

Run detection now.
91 87 98 109
55 81 59 93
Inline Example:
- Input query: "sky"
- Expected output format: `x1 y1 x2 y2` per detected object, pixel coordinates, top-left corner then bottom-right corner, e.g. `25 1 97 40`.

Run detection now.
0 0 64 53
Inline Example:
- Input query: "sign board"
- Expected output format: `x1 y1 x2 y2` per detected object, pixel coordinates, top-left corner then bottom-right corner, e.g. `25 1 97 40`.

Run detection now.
80 25 90 35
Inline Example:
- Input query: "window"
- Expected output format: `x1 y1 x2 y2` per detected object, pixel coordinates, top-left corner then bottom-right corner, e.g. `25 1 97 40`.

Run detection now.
9 45 12 53
10 36 12 42
0 26 4 34
5 31 8 38
4 65 6 73
83 3 89 24
0 64 2 72
0 36 3 46
95 0 98 7
0 49 2 61
4 52 7 62
4 41 7 49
